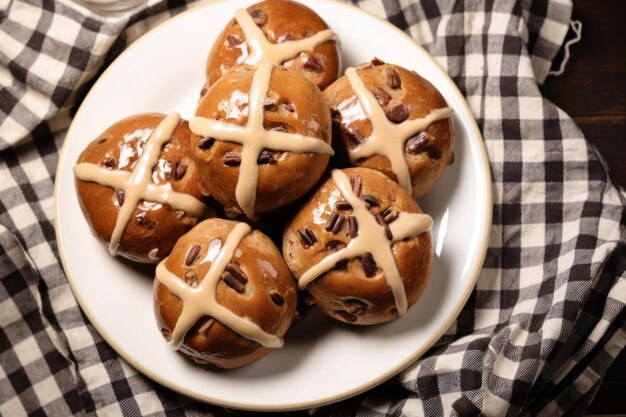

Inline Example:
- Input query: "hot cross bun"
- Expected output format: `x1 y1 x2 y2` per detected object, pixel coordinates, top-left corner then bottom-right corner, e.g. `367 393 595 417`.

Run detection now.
205 0 340 90
154 218 297 368
190 63 333 219
282 167 433 325
74 113 208 263
324 60 455 198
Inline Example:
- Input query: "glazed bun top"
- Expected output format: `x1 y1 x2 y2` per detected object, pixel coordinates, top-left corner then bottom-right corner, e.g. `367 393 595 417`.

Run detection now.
206 0 340 90
323 60 455 198
190 63 333 219
154 219 297 368
283 167 433 322
74 113 207 263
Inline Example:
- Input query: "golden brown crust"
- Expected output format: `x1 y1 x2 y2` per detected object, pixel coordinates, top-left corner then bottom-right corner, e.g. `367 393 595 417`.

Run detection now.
282 167 432 324
206 0 340 90
154 219 297 369
75 113 207 263
323 61 454 198
192 65 332 214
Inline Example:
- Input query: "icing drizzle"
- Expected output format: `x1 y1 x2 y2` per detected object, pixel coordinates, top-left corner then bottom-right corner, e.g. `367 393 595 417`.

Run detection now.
190 62 334 219
156 222 283 349
344 67 454 194
235 8 335 66
74 113 206 256
298 169 433 315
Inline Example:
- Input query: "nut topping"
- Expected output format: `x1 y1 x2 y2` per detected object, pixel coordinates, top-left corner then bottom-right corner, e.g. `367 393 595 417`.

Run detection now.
325 211 345 235
405 132 428 154
325 211 339 232
386 103 409 123
385 68 401 89
223 152 242 166
257 150 277 165
103 156 117 168
225 262 248 283
361 194 380 207
198 137 215 150
348 215 358 238
304 227 317 243
332 214 345 234
222 275 245 293
371 87 391 106
335 200 352 211
382 207 398 223
174 163 187 180
298 227 317 249
250 9 267 26
361 252 377 277
185 244 201 266
376 213 393 240
269 290 285 306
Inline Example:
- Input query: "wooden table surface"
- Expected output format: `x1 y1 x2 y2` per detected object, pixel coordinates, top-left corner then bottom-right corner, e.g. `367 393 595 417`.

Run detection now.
540 0 625 414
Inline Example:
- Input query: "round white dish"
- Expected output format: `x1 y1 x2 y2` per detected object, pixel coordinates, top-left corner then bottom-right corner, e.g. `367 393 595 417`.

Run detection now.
54 0 492 411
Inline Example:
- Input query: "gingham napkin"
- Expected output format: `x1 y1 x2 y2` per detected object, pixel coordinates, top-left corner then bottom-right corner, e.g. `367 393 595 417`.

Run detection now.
1 0 625 415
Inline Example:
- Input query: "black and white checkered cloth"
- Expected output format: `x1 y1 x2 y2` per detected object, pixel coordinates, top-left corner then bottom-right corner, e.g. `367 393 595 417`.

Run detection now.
1 0 625 415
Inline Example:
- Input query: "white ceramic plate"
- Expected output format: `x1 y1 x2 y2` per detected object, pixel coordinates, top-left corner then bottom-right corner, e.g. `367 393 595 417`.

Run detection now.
55 0 491 411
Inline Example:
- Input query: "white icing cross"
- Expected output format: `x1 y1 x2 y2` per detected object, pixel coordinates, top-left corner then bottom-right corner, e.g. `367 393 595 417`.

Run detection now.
190 62 334 220
156 222 283 349
298 169 433 316
235 8 335 66
344 67 454 194
73 113 206 256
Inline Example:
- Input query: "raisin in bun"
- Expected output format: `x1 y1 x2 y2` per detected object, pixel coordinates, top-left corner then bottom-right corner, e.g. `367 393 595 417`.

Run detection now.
205 0 340 90
74 113 208 263
190 63 333 220
283 167 433 325
154 219 297 369
324 60 455 199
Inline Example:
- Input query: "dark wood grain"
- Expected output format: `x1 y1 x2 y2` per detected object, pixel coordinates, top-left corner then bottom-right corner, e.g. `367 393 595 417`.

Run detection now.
540 0 626 415
541 0 626 188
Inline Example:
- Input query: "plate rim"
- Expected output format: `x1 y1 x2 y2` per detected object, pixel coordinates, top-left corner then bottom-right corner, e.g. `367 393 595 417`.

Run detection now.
54 0 493 411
